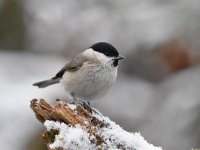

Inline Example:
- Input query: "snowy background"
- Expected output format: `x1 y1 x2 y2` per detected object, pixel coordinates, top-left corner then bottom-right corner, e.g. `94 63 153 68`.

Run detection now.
1 0 200 150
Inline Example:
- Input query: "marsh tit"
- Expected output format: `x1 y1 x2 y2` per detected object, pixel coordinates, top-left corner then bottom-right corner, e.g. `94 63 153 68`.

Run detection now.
33 42 124 102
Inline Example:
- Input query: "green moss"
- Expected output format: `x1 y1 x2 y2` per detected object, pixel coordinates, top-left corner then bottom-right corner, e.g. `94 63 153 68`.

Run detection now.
48 129 59 143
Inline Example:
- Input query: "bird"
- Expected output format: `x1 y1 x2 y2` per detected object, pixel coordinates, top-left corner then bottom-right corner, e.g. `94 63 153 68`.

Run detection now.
33 42 124 103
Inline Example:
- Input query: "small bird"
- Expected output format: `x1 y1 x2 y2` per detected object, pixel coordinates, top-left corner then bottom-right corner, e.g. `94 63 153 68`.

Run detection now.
33 42 124 102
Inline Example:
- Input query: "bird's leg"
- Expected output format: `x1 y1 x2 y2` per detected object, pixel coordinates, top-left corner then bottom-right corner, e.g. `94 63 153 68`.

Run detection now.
68 93 77 104
68 94 102 114
69 93 87 105
69 93 90 106
72 93 78 103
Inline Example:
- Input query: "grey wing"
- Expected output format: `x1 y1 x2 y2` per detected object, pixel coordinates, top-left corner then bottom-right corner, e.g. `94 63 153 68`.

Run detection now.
53 54 88 79
33 54 88 88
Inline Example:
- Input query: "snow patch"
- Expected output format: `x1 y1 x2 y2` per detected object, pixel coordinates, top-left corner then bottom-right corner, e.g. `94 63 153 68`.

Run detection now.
44 115 162 150
44 121 96 150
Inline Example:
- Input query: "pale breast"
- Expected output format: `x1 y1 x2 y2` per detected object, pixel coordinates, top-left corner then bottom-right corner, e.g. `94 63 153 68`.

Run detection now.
62 62 117 101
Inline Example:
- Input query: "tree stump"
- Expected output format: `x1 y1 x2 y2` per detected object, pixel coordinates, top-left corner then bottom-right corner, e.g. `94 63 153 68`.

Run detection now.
30 98 162 150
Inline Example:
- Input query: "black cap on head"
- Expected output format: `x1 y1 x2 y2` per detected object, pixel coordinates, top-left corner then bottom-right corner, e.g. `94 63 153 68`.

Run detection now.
90 42 119 57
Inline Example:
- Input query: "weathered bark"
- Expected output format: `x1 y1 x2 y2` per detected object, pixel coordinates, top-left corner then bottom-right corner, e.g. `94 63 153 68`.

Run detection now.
30 99 105 150
30 98 162 150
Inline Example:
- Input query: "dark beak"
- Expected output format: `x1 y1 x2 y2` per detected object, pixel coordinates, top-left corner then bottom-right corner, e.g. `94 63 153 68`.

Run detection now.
116 55 125 60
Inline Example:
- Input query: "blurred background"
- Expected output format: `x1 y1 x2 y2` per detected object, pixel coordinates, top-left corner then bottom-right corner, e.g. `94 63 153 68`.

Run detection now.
0 0 200 149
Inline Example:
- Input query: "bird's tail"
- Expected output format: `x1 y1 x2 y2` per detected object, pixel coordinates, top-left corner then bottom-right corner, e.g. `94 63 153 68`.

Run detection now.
33 78 60 88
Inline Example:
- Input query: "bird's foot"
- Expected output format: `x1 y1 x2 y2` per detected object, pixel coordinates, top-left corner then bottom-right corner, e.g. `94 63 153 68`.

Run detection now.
68 99 90 105
68 99 92 113
78 101 102 116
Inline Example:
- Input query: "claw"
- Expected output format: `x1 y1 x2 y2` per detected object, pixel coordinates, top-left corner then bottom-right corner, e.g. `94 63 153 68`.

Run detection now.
69 93 99 114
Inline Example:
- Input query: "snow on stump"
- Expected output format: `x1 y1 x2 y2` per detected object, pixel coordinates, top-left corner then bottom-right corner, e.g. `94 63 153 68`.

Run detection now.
30 98 162 150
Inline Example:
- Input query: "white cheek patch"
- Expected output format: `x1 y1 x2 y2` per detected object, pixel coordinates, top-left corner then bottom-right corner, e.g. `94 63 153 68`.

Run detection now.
84 48 113 65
